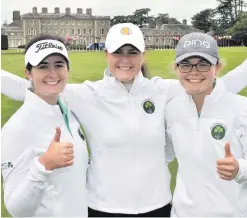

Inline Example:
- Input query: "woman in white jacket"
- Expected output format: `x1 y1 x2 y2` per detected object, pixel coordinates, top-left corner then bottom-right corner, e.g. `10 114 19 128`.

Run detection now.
165 32 247 217
1 23 247 217
1 35 89 217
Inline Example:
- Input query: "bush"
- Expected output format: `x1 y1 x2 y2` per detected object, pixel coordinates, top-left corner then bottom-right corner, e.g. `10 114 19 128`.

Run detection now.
17 45 26 49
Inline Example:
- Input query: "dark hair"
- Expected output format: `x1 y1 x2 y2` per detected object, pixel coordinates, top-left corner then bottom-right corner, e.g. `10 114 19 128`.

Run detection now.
25 34 69 71
141 63 149 78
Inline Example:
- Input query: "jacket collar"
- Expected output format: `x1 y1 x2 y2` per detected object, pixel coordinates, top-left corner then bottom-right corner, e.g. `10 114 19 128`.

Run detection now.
102 68 147 96
24 89 64 117
187 79 227 110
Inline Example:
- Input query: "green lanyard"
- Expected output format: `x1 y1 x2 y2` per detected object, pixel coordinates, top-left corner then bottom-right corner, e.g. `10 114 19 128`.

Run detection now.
57 98 73 136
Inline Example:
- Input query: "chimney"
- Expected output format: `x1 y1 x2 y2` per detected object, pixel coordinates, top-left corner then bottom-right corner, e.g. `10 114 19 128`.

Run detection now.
54 7 60 14
182 19 187 25
156 19 162 29
86 8 92 15
42 7 48 13
32 7 37 14
13 11 20 21
65 7 71 14
77 8 83 14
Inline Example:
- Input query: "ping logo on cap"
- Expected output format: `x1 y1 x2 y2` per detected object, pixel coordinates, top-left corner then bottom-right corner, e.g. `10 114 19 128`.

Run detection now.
183 39 210 49
121 27 132 35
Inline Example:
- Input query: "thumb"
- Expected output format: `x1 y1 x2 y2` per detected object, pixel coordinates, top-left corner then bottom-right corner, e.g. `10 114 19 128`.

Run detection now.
224 142 233 158
53 127 61 142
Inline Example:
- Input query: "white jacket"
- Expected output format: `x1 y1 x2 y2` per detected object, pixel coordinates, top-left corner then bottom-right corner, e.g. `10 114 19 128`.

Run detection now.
1 64 247 214
165 81 247 217
1 90 89 217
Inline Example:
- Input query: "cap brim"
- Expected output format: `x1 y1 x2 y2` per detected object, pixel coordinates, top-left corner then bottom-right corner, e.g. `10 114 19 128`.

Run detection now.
29 49 70 66
175 52 218 64
107 39 145 53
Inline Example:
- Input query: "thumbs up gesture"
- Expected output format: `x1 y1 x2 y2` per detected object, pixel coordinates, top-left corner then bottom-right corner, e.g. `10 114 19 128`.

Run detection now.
216 142 239 180
38 127 74 171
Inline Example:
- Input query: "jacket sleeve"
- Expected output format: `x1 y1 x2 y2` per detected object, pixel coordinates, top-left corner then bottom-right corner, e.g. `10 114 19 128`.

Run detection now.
1 70 29 101
165 115 176 163
220 58 247 94
165 132 176 163
1 124 52 217
233 110 247 184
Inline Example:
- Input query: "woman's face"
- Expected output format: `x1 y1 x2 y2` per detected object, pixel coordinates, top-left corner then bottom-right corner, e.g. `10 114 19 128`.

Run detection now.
176 57 221 96
25 55 69 104
105 45 144 83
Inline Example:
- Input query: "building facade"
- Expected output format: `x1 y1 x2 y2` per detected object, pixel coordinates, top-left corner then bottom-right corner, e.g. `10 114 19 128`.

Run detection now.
1 7 111 48
141 19 202 48
1 8 202 49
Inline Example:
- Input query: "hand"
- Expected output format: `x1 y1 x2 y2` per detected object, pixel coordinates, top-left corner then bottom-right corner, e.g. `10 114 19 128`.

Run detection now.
39 127 74 170
216 142 239 180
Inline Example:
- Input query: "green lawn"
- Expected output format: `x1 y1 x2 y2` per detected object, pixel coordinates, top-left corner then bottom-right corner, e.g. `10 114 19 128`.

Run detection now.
1 47 246 217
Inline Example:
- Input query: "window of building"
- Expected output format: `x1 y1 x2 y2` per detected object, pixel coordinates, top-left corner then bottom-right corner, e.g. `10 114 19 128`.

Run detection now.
31 20 35 25
78 29 81 34
72 21 75 25
60 29 64 35
84 21 87 25
54 21 58 25
83 29 86 35
88 21 92 25
100 28 105 35
89 29 92 35
28 28 36 35
48 21 52 25
72 29 75 35
66 21 69 25
77 21 81 25
60 21 64 25
42 21 45 25
102 21 105 25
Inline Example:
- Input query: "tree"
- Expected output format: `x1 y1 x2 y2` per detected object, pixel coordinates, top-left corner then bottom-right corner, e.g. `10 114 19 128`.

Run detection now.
191 9 217 33
215 0 246 33
156 13 169 24
228 12 247 37
132 8 151 27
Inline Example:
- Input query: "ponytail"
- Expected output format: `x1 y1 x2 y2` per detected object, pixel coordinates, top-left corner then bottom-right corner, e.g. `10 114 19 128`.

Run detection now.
141 63 149 78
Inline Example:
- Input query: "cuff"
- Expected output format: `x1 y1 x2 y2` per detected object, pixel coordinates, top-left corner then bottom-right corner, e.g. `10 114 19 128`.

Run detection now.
235 159 247 184
29 157 53 182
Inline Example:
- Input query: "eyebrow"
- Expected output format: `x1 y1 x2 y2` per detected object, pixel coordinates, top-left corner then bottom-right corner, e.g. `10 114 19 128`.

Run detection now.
38 60 65 65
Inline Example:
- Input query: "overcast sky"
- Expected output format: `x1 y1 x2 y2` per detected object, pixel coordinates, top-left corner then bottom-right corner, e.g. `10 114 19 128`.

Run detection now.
1 0 219 25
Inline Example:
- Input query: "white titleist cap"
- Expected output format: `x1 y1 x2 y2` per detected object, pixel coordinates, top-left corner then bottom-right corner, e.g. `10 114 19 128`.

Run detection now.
25 39 70 66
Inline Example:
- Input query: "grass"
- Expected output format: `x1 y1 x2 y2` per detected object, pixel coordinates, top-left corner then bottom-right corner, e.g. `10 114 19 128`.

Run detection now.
1 47 247 217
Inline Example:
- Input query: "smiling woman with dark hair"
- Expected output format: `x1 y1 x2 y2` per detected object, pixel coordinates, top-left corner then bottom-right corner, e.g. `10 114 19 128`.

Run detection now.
1 34 88 217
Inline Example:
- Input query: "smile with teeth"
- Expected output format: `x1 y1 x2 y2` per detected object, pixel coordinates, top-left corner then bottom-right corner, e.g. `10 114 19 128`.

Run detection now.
44 81 60 85
187 79 203 83
118 66 132 70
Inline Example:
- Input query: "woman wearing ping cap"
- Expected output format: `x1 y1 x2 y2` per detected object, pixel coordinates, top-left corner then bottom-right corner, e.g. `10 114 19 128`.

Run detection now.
1 24 247 217
165 32 247 216
1 35 89 217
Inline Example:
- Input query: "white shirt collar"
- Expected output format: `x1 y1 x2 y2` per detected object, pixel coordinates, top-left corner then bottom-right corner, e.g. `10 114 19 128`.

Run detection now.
24 89 63 116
